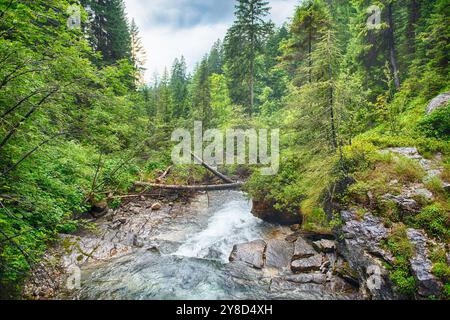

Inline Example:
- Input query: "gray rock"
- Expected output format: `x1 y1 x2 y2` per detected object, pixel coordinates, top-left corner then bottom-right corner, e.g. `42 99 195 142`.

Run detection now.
426 92 450 114
229 240 266 269
265 239 294 269
313 239 336 253
151 202 162 211
133 234 145 248
291 254 323 273
293 237 317 259
382 194 420 214
337 211 399 300
407 229 443 297
283 273 327 285
385 147 444 182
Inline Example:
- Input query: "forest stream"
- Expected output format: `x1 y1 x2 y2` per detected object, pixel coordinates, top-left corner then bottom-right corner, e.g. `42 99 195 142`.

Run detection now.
54 191 358 300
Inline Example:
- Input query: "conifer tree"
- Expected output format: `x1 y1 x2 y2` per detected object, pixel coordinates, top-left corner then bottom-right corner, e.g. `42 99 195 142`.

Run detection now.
130 18 146 85
224 0 273 115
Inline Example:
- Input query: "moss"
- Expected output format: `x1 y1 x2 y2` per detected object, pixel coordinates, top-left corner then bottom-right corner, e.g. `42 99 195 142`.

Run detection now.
410 204 449 241
384 224 417 297
429 246 450 282
444 283 450 300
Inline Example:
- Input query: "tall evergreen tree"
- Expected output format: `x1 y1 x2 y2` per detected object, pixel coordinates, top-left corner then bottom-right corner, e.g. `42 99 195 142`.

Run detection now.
208 39 224 75
170 57 189 118
281 0 330 86
82 0 131 64
224 0 273 115
191 57 212 126
130 18 146 85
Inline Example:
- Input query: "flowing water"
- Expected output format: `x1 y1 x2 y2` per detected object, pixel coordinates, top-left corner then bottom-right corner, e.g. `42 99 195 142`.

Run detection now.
66 191 348 300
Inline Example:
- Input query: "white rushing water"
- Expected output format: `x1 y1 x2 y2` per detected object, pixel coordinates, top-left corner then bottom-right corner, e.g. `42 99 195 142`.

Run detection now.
68 191 350 300
174 194 266 262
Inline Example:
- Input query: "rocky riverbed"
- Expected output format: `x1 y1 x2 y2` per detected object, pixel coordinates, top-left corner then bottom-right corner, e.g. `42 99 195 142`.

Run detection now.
25 191 359 300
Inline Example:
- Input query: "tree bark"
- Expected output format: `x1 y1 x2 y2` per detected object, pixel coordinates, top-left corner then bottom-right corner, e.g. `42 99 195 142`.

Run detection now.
190 152 235 184
387 3 401 90
329 64 337 149
134 182 243 191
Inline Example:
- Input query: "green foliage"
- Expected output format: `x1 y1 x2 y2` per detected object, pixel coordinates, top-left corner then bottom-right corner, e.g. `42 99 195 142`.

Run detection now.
418 105 450 140
409 204 449 241
384 224 417 297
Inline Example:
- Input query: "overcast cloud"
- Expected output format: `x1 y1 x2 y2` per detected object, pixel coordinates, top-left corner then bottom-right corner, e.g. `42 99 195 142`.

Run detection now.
123 0 299 83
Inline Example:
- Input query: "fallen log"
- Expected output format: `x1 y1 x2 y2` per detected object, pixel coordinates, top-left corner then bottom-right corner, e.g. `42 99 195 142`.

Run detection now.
134 182 243 191
190 152 235 184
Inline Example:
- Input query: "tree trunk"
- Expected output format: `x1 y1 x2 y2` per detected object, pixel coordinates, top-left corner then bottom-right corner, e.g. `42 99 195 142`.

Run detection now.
134 182 243 191
191 152 235 184
387 3 401 90
407 0 420 55
329 64 337 149
308 16 313 83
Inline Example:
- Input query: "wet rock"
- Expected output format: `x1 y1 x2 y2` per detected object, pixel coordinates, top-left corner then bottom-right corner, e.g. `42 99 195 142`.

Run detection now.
382 194 421 214
337 211 399 300
291 254 323 273
118 218 127 224
251 199 301 225
133 234 145 248
104 209 115 222
283 273 327 285
426 91 450 114
151 202 162 211
293 237 316 259
407 229 443 297
265 240 294 269
290 224 301 231
285 233 299 243
313 240 336 253
229 240 266 269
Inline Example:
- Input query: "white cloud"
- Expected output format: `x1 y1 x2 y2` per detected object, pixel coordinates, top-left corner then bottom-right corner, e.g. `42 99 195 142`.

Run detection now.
124 0 298 83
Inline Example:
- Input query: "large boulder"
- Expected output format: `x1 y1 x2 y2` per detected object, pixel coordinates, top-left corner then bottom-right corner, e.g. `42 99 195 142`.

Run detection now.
229 240 266 269
313 239 336 253
293 237 316 259
291 254 323 273
336 211 400 300
426 92 450 114
406 229 443 297
265 239 294 269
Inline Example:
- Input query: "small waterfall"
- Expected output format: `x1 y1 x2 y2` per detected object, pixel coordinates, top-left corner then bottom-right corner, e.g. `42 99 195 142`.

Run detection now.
174 194 265 262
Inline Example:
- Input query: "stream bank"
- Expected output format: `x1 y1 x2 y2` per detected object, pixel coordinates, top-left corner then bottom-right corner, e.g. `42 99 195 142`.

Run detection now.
25 191 359 300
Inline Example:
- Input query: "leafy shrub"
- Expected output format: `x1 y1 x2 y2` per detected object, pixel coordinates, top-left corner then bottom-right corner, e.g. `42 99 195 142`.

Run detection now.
411 204 449 240
341 141 378 173
418 105 450 140
384 224 417 297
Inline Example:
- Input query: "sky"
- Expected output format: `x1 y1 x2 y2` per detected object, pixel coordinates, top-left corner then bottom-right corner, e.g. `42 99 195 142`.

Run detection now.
123 0 299 83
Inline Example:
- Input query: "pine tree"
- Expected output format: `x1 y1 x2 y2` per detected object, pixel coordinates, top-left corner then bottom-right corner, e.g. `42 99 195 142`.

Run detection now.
170 57 189 118
130 18 146 85
224 0 273 115
82 0 131 64
191 57 212 127
281 0 330 86
207 39 224 75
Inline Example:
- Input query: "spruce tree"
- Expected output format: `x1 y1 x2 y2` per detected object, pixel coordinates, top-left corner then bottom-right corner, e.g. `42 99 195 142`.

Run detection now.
82 0 131 64
224 0 273 115
170 57 189 118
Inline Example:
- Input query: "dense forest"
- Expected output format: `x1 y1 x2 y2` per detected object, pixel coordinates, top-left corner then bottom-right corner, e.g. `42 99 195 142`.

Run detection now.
0 0 449 299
